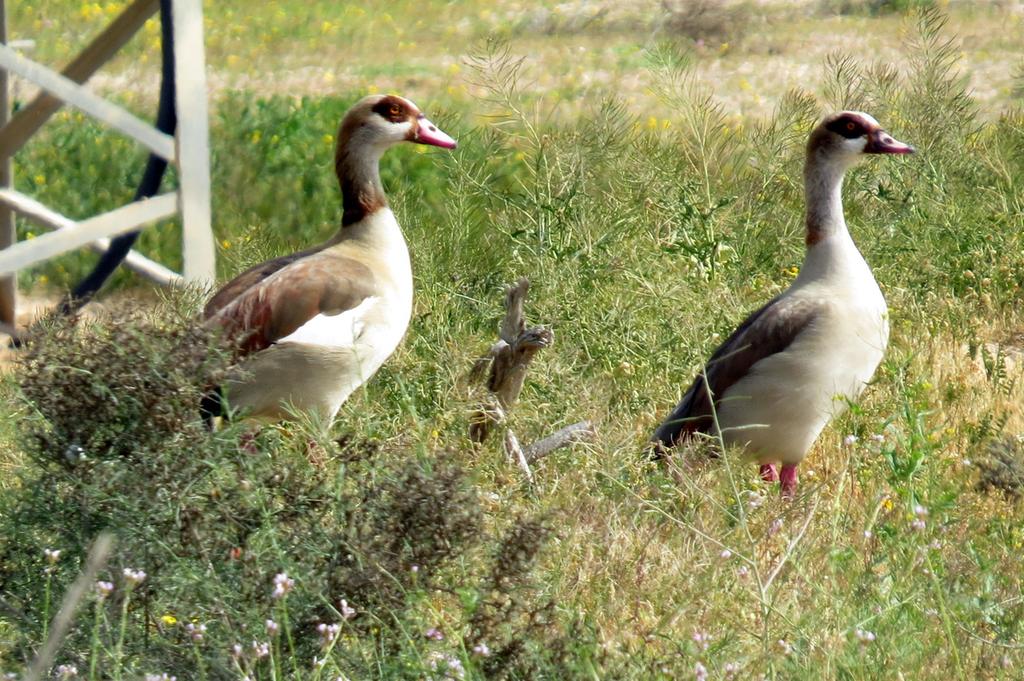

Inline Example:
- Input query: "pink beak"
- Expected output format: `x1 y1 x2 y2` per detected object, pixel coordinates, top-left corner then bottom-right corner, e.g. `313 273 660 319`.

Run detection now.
865 129 914 154
414 115 457 149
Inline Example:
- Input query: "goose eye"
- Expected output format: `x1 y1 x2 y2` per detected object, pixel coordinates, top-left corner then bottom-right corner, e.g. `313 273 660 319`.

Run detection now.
846 122 856 132
389 105 401 116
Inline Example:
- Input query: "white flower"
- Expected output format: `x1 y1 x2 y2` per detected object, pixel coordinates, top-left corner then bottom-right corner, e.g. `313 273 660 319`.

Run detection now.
911 518 926 532
144 675 175 681
339 598 356 620
186 622 206 643
472 642 491 657
854 628 876 644
265 619 279 636
44 548 62 564
272 572 295 599
694 662 708 681
54 664 78 679
95 581 114 600
914 504 928 518
424 627 444 641
427 651 465 680
843 434 859 447
719 549 732 560
230 643 243 658
122 568 146 587
724 662 741 679
777 639 793 655
252 640 270 658
692 630 711 651
317 622 341 649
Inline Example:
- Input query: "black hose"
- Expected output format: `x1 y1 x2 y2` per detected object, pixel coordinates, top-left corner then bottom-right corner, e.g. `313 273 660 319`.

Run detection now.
60 0 177 315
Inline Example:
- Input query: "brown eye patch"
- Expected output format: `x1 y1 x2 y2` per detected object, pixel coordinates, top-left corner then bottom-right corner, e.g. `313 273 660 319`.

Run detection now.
371 96 412 124
826 114 868 139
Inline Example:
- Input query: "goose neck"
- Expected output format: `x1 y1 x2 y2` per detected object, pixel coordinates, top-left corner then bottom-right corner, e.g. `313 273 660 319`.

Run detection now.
336 141 388 228
803 155 849 247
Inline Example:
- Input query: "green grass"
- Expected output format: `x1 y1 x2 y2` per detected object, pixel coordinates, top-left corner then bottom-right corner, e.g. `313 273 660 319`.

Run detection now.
3 4 1024 680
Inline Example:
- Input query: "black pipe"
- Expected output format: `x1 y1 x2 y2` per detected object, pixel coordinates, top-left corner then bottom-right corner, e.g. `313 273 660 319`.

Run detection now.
60 0 177 315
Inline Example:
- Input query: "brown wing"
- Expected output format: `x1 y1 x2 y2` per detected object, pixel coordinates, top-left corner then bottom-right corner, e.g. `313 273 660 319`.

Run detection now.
652 294 820 450
203 246 325 319
205 252 377 355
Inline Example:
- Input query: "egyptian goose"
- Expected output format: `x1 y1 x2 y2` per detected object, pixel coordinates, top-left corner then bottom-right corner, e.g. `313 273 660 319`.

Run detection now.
651 111 913 496
202 94 456 424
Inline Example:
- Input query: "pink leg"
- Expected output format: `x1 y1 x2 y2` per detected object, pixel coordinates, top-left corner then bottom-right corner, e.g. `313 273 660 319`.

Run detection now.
239 430 259 455
780 464 798 498
759 463 778 483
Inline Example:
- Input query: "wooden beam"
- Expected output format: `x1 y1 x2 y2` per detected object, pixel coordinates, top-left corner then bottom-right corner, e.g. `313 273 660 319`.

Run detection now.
0 192 178 276
0 0 14 326
0 189 181 285
0 44 176 162
0 0 158 159
172 0 215 284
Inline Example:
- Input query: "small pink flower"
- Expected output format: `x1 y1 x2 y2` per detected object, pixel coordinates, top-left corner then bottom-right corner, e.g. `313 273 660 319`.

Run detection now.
719 549 732 560
424 627 444 641
339 598 356 620
265 619 279 636
694 662 708 681
911 519 926 532
692 630 711 651
95 581 114 600
472 642 491 657
252 640 270 658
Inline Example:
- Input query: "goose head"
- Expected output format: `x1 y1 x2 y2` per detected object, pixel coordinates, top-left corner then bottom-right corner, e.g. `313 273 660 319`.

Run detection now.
337 94 457 154
807 111 913 169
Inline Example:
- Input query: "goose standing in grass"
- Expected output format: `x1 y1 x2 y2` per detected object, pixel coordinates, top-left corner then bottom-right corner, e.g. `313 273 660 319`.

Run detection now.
201 94 456 425
651 112 913 497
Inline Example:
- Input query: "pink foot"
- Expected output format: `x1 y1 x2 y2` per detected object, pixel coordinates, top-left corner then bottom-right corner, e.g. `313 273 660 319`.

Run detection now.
759 463 778 483
780 464 798 499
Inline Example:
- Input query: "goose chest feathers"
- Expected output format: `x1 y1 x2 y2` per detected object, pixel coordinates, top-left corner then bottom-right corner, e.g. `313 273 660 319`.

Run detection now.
652 111 914 496
203 94 456 424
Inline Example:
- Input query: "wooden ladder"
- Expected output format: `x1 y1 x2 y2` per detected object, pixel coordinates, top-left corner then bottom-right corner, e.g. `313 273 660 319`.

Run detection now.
0 0 214 331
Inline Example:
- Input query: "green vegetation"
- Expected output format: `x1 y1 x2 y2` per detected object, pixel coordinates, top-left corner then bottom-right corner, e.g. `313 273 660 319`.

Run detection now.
3 3 1024 680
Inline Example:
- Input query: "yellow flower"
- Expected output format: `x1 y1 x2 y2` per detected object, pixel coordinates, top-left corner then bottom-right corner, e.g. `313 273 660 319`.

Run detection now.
323 134 334 145
226 54 240 68
161 614 178 625
250 130 262 144
646 116 658 130
221 239 231 249
367 84 379 94
33 173 46 185
883 499 894 511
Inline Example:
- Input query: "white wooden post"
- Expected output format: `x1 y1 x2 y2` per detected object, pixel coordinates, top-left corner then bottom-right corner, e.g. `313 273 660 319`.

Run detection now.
0 0 14 327
172 0 214 285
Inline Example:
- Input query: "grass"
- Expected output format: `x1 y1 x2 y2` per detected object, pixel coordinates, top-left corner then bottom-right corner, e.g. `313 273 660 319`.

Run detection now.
2 2 1024 679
